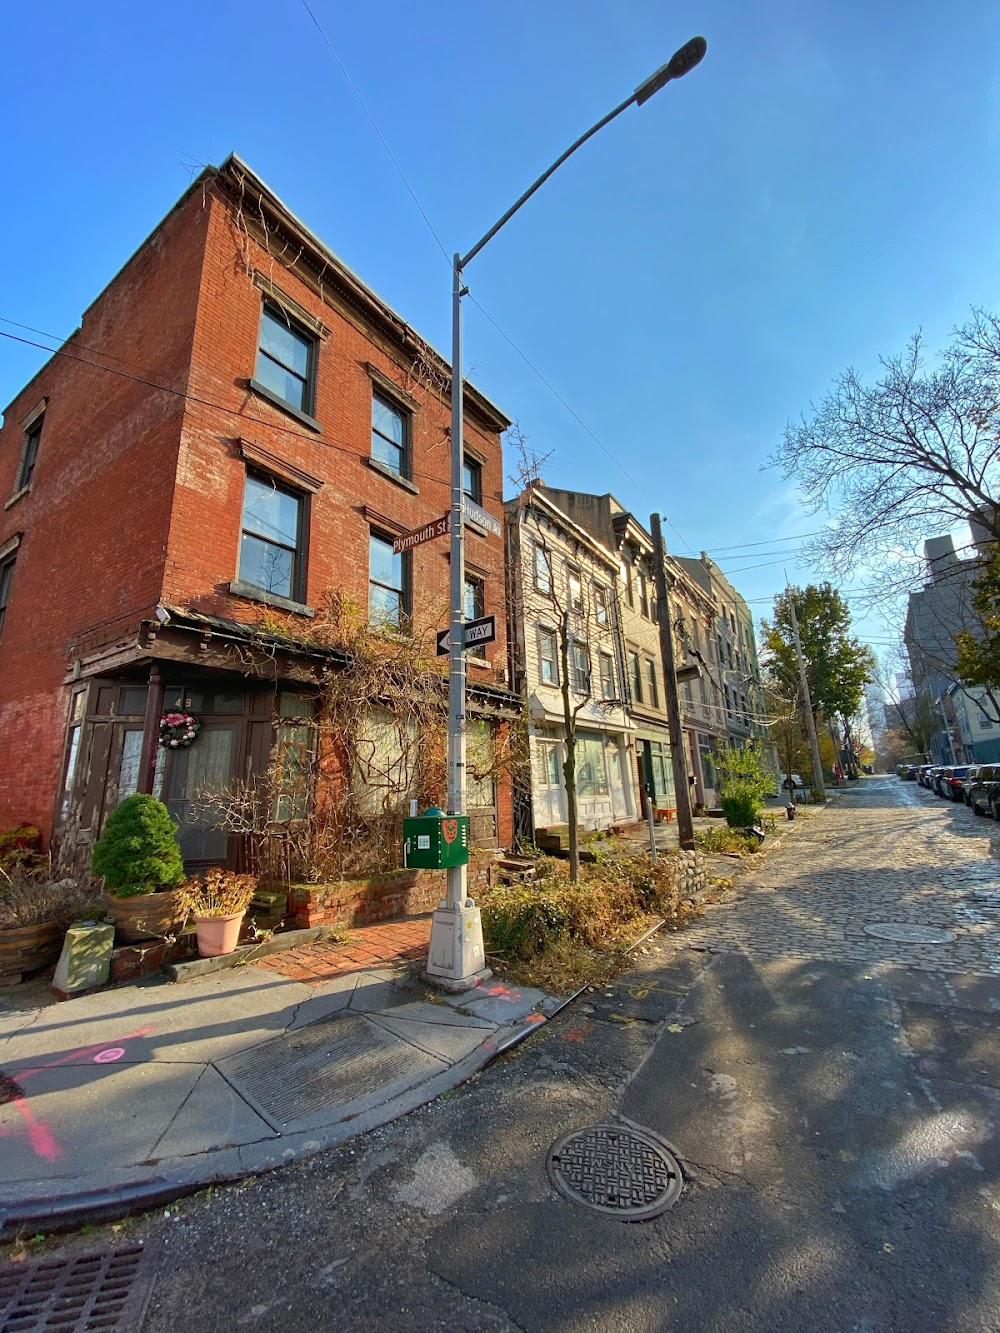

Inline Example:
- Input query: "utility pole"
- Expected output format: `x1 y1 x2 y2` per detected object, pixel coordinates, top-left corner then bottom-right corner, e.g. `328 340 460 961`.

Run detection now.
786 582 826 801
651 514 696 850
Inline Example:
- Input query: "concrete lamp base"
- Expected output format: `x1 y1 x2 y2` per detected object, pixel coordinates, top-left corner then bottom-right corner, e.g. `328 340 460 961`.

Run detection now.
423 899 492 993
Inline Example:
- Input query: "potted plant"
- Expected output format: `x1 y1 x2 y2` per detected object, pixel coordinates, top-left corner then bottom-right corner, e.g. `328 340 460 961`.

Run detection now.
0 871 91 983
91 794 186 942
181 869 258 957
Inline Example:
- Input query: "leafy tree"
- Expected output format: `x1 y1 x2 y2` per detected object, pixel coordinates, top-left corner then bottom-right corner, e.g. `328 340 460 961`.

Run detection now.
714 741 772 829
770 311 1000 581
762 584 875 732
955 549 1000 719
92 794 185 897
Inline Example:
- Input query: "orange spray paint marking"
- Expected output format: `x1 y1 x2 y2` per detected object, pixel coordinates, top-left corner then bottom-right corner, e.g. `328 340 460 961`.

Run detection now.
1 1025 154 1163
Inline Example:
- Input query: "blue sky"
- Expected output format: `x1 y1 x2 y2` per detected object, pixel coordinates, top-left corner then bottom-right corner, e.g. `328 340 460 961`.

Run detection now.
3 0 999 654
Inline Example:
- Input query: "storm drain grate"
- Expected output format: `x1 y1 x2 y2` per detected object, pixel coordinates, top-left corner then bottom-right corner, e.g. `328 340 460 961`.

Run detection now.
216 1010 441 1129
0 1243 157 1332
862 922 957 945
546 1123 683 1221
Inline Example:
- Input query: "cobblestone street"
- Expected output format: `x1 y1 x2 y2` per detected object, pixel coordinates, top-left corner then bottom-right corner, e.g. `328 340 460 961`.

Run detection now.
685 775 1000 976
11 774 1000 1332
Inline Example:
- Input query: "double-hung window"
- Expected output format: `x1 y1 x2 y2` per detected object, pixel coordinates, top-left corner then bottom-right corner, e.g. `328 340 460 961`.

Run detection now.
0 555 14 636
567 569 584 616
645 659 659 708
464 576 485 621
594 585 609 627
630 650 642 703
239 473 305 601
534 545 552 594
539 628 559 685
17 417 42 492
369 533 408 628
372 393 409 476
462 457 483 504
600 651 616 700
571 642 591 694
255 303 316 415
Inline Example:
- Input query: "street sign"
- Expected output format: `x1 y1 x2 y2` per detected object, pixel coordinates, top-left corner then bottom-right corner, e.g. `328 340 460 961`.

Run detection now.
392 514 449 555
464 501 502 537
392 505 501 554
436 614 497 656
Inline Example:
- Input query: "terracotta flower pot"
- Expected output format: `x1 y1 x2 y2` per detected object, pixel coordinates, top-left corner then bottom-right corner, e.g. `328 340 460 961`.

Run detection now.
104 888 186 943
194 910 246 958
0 921 63 983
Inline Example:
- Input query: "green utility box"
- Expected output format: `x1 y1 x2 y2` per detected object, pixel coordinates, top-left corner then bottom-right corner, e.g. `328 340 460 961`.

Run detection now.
403 807 470 869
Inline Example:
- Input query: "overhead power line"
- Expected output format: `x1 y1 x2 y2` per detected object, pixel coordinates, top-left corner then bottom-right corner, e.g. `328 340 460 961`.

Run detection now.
291 0 696 554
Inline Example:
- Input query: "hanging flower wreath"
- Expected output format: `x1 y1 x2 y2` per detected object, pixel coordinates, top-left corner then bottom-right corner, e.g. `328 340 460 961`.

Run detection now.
159 711 201 749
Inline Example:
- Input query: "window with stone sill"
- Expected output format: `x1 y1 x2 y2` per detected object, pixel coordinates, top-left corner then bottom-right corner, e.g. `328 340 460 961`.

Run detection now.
17 416 43 493
238 472 306 604
372 392 410 478
255 302 317 416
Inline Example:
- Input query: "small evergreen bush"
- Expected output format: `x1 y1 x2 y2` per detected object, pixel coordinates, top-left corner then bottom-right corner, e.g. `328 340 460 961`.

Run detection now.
91 794 185 898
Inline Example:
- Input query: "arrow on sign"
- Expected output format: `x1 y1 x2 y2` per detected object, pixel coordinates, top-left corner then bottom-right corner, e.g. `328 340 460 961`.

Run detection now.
436 615 497 656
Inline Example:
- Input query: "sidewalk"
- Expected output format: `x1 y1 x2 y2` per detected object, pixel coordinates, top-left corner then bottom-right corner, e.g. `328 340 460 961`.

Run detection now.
0 924 557 1237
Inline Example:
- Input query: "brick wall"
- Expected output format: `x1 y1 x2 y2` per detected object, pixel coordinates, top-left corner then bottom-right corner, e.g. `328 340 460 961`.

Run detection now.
0 189 209 837
164 185 509 685
285 851 498 929
0 164 514 849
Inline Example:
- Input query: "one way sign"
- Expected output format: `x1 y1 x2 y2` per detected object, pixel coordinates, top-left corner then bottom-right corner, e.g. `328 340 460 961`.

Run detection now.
436 615 497 656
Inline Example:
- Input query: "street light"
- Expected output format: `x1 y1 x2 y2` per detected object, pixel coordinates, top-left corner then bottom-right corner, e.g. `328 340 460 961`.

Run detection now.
424 36 709 990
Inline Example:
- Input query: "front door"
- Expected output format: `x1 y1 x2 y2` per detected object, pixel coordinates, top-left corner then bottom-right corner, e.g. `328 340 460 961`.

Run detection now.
608 739 630 821
163 725 238 865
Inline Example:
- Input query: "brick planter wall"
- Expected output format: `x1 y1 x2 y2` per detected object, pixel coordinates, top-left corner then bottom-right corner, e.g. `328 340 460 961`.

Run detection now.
284 853 498 930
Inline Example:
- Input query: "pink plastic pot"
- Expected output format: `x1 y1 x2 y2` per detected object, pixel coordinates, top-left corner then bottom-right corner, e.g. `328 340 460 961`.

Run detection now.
194 910 245 958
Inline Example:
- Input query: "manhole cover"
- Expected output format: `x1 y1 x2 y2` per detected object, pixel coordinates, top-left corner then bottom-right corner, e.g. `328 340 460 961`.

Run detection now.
546 1123 683 1221
862 922 957 945
216 1011 441 1129
0 1243 157 1332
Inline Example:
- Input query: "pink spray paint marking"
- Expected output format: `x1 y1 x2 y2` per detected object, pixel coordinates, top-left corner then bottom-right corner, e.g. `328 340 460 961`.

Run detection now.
1 1025 155 1162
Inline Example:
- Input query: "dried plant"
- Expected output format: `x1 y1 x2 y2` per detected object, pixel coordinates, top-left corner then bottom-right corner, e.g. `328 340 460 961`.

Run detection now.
0 870 95 930
190 587 525 883
181 869 258 919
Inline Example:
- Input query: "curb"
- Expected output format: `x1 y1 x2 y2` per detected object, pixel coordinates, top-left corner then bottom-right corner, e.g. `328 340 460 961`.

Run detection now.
0 1013 542 1241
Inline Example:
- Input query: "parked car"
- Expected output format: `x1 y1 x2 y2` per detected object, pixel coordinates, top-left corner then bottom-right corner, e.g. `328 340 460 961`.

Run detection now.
945 765 972 800
961 766 981 805
969 764 1000 817
933 767 953 796
904 764 919 780
919 765 939 788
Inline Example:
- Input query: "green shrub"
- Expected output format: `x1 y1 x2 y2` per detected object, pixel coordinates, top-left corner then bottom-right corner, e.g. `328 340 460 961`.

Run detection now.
721 787 760 829
91 794 185 898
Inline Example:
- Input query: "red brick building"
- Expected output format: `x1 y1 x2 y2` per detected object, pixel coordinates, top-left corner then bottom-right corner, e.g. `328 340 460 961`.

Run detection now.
0 155 517 869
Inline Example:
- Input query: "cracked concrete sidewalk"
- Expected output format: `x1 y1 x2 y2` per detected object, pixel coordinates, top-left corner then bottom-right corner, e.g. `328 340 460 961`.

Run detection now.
0 961 556 1236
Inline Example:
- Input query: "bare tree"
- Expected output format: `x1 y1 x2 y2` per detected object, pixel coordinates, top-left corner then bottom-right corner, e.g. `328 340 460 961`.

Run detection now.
770 312 1000 583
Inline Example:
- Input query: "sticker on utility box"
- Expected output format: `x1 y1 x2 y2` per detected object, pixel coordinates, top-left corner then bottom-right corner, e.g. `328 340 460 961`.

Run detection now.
417 835 431 850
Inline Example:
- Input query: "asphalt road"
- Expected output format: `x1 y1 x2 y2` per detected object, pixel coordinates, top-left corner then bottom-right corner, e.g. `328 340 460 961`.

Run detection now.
8 775 1000 1332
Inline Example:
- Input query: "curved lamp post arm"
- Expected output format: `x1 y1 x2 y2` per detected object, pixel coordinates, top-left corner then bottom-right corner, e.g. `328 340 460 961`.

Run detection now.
460 36 707 270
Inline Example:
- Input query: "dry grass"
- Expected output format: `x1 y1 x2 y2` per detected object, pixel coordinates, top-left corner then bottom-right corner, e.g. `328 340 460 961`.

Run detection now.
480 853 704 995
0 871 95 930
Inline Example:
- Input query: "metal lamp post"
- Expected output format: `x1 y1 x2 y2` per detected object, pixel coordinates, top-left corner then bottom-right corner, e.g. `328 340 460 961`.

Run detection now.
424 36 709 989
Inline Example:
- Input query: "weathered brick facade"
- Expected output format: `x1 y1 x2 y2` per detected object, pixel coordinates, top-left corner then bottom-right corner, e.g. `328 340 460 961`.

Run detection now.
0 156 517 860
